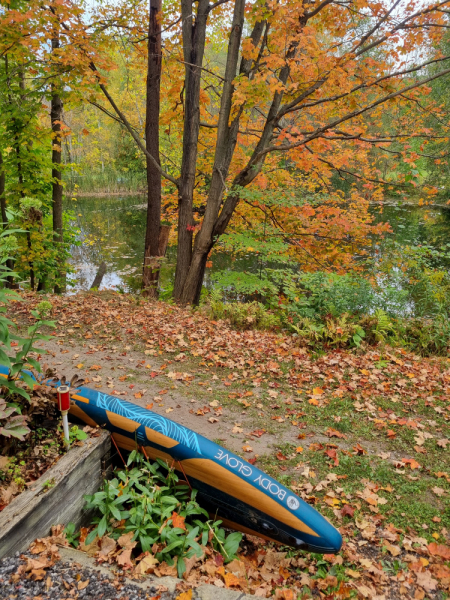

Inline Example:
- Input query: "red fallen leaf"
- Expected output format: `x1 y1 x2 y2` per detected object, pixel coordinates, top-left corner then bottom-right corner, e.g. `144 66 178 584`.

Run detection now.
214 553 224 566
248 457 257 465
250 429 266 437
146 403 154 410
325 581 352 599
276 452 287 461
353 443 366 455
431 564 450 579
171 511 186 530
325 427 346 439
217 567 242 588
150 372 159 378
428 542 450 560
309 443 324 451
340 504 355 518
325 448 339 466
387 429 396 439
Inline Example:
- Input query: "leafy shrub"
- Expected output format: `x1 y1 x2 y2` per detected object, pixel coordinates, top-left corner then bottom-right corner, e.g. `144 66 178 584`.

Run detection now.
0 248 55 446
204 289 279 330
0 295 55 401
82 451 242 578
400 316 450 356
290 313 365 348
283 272 376 319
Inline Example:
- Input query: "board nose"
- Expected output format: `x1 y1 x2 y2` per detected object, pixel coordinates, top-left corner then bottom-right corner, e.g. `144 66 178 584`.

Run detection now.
309 520 343 553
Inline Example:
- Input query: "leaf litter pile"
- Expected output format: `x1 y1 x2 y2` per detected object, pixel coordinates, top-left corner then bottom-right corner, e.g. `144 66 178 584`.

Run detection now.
5 291 450 600
0 378 89 511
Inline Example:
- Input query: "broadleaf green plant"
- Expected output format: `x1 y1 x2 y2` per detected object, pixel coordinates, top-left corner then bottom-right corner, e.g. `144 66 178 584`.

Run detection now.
82 451 242 577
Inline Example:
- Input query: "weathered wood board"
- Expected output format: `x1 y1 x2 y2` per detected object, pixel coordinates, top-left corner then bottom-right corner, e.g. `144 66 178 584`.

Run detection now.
0 430 110 559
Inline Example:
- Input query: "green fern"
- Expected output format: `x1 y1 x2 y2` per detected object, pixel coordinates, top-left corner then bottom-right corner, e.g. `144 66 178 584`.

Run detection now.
373 309 394 342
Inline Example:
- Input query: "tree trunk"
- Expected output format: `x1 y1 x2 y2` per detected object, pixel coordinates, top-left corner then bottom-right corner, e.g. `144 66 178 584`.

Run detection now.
179 7 301 305
173 0 210 300
178 0 247 304
51 33 65 293
90 261 107 289
142 0 162 297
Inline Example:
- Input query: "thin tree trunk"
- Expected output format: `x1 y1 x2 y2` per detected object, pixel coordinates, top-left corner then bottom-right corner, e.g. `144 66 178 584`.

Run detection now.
51 33 65 293
90 261 107 289
179 9 303 304
142 0 162 297
173 0 210 300
178 0 248 304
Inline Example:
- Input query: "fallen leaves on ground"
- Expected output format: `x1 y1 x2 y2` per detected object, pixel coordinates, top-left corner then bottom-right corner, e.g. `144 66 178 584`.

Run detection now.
8 292 450 599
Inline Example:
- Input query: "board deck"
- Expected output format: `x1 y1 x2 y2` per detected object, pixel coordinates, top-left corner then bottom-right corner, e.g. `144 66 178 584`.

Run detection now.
0 366 342 553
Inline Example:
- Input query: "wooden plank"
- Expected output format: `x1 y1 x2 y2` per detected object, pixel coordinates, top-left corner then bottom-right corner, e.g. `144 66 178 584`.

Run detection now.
0 430 111 559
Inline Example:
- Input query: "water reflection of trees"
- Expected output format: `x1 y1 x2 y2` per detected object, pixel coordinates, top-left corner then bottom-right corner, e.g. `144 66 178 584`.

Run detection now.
64 197 450 295
65 196 147 291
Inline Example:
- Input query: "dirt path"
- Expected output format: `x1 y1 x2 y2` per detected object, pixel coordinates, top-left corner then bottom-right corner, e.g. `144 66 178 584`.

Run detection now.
34 337 281 457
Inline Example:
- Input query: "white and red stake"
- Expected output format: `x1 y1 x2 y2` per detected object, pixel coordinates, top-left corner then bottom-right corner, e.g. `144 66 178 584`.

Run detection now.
57 385 71 447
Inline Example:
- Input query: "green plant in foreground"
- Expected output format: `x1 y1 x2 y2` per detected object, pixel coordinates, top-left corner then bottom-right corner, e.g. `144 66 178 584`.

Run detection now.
42 477 56 491
64 522 80 548
69 425 88 442
83 451 242 578
0 287 55 401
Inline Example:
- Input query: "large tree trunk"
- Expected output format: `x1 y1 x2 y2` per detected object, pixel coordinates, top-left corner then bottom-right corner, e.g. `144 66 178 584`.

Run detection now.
178 0 247 304
142 0 162 297
51 34 65 293
173 0 210 300
179 7 302 305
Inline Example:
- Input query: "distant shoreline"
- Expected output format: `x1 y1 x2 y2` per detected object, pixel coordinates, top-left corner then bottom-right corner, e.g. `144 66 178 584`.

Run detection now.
67 190 147 198
68 191 450 210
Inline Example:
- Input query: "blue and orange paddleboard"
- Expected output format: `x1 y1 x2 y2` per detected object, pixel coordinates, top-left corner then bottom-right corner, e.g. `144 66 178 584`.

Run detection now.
0 365 342 553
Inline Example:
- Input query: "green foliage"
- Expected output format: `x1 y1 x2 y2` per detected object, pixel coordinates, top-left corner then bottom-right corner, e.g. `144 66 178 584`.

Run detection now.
203 264 450 356
375 241 450 318
64 522 81 548
289 314 365 349
10 201 80 291
0 255 55 411
204 289 279 330
83 451 242 577
277 271 376 320
397 315 450 356
69 425 88 442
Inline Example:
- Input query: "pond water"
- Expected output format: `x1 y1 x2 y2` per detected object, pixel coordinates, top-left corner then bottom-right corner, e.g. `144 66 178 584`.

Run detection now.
65 195 450 293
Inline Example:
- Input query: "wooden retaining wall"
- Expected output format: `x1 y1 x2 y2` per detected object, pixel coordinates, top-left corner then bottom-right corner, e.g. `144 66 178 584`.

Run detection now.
0 430 111 559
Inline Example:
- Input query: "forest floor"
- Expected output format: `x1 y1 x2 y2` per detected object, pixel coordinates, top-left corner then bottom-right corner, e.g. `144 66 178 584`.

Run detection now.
6 291 450 600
